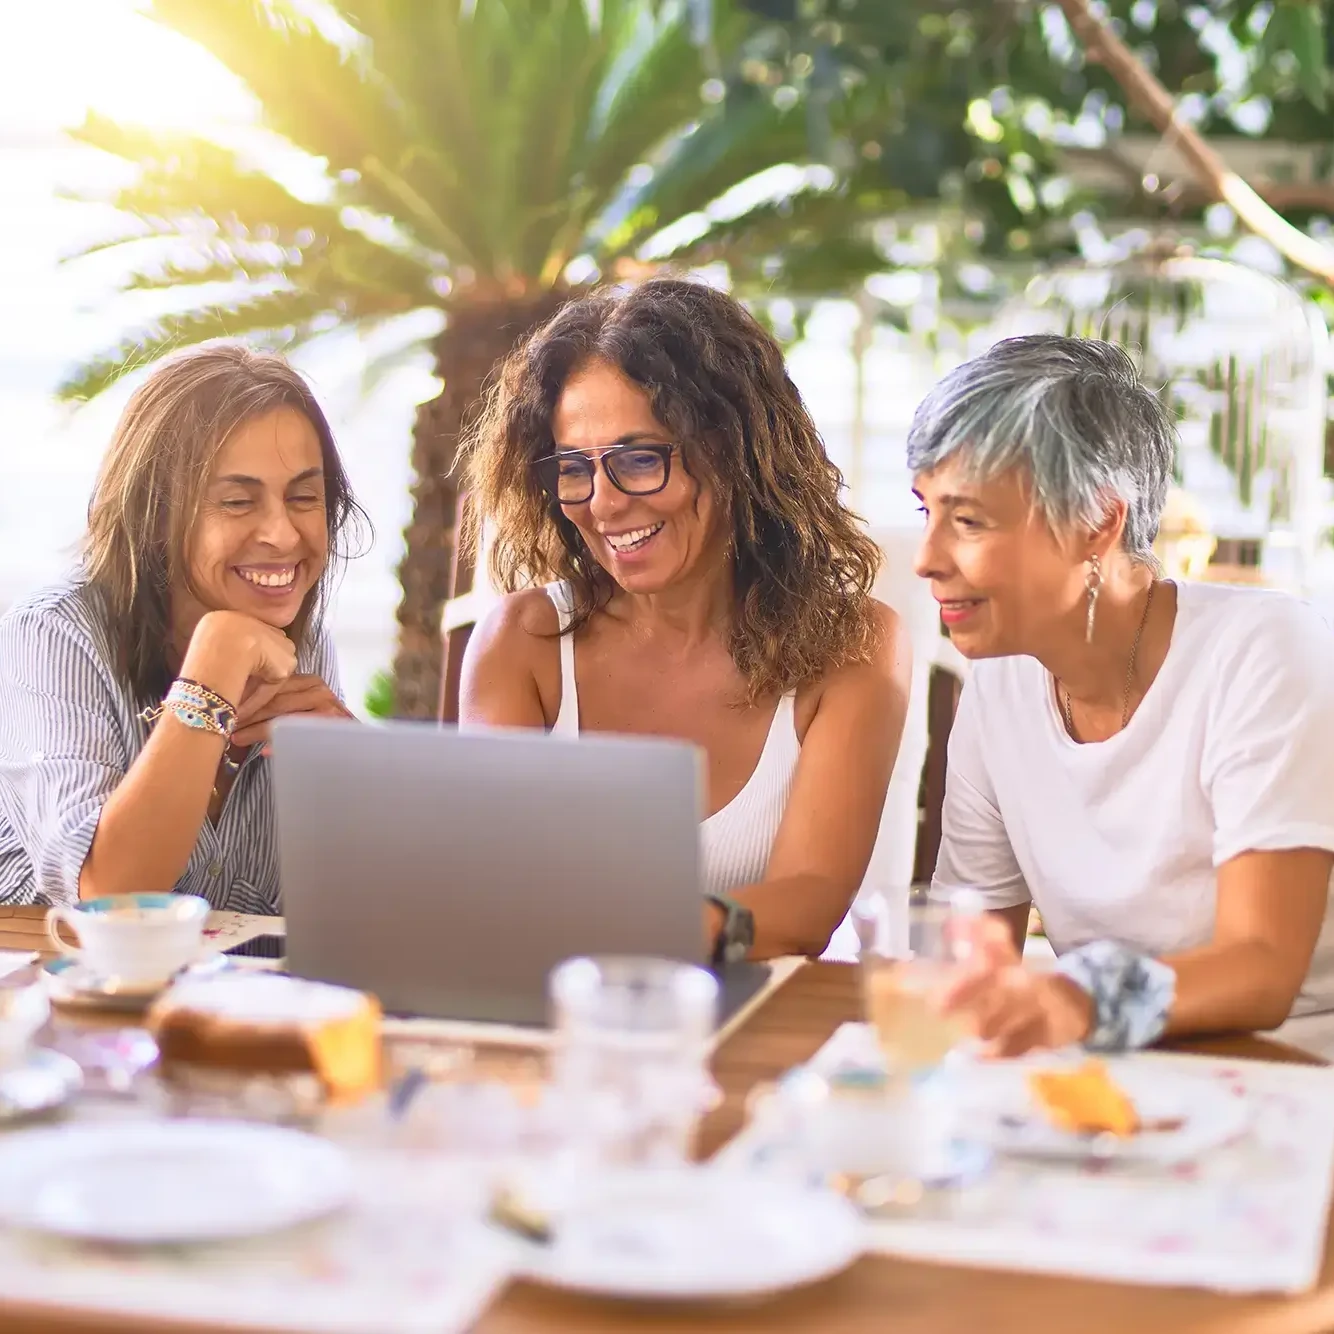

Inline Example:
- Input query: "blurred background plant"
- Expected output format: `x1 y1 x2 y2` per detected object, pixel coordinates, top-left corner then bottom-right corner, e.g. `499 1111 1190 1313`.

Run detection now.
48 0 1334 714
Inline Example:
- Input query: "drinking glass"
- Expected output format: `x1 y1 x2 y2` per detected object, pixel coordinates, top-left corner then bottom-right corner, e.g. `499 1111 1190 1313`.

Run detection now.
858 897 972 1081
548 955 719 1169
853 888 990 1197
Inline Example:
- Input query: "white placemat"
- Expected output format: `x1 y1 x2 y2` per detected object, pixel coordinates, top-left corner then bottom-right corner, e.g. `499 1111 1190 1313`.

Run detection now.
720 1022 1334 1294
0 1132 512 1333
201 911 284 952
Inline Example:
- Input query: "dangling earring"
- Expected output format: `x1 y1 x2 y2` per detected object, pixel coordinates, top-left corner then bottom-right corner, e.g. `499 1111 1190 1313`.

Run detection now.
1084 555 1102 644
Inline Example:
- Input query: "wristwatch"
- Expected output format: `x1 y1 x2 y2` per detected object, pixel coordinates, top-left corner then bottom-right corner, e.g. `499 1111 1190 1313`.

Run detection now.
705 893 755 968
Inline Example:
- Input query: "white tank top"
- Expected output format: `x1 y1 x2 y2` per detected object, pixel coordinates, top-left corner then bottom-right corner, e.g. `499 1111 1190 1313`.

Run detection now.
545 582 800 897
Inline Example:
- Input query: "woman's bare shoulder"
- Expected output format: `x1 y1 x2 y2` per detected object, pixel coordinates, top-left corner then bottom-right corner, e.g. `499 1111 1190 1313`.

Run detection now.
461 588 563 725
471 587 560 651
795 598 909 730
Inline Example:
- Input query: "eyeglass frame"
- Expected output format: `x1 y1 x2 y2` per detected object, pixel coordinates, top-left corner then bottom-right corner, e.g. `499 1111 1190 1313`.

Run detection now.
530 442 676 506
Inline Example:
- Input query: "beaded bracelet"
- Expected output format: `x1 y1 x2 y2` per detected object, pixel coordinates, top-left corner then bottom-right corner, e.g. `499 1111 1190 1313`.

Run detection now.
140 679 239 743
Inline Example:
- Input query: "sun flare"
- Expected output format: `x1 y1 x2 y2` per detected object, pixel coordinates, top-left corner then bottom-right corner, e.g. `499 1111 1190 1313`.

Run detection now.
1 0 253 136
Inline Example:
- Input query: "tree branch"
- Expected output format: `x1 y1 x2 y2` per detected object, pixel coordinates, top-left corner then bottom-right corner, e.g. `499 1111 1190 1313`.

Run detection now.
1056 0 1334 283
1062 147 1334 217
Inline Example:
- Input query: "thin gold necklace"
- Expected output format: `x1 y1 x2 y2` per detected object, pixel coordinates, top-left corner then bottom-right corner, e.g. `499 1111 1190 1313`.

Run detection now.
1061 580 1157 741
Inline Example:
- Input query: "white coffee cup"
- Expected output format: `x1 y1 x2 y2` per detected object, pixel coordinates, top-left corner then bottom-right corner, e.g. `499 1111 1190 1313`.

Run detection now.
45 893 210 988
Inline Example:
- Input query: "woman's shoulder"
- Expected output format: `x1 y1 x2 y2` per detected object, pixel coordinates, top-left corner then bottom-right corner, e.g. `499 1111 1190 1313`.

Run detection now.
473 586 562 646
799 597 909 716
0 572 111 653
465 586 563 682
1178 580 1333 668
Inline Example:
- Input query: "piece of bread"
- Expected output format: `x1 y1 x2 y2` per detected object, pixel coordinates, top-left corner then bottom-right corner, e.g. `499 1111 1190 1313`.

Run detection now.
1028 1059 1139 1138
148 973 382 1104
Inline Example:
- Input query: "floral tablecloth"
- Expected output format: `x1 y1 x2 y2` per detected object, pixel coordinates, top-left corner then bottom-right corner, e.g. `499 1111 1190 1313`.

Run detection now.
719 1022 1334 1294
0 1127 513 1332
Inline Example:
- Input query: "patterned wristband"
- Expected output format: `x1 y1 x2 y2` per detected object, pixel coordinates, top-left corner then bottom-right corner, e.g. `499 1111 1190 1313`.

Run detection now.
140 679 238 742
1054 940 1177 1052
175 677 237 714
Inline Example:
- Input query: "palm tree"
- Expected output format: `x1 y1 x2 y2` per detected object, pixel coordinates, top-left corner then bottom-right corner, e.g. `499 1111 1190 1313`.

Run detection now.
59 0 893 716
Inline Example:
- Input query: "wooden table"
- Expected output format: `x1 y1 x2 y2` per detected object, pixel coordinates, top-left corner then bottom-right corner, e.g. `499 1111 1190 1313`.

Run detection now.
1 906 1332 1334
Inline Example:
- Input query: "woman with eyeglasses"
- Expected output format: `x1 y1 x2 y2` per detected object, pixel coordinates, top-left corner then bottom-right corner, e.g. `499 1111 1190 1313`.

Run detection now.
460 279 911 964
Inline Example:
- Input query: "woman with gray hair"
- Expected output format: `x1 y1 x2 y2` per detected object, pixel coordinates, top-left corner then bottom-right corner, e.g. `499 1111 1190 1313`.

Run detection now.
911 334 1334 1057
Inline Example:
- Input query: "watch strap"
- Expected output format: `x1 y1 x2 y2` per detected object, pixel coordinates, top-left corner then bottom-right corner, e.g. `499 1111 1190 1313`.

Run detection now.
704 893 754 968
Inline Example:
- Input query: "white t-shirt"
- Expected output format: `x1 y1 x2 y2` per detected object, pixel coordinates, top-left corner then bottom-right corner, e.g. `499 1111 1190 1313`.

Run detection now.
933 581 1334 1017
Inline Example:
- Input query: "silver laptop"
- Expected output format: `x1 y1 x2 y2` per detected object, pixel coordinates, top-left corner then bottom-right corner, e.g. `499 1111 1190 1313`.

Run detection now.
269 717 771 1026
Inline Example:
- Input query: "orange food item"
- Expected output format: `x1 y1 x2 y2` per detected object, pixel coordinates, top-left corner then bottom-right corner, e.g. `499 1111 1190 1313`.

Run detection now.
148 973 382 1105
1028 1059 1140 1138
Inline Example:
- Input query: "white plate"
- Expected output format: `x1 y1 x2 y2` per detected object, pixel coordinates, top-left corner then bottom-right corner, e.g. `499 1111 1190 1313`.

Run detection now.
0 1120 352 1243
979 1059 1250 1166
0 1049 82 1122
514 1166 865 1300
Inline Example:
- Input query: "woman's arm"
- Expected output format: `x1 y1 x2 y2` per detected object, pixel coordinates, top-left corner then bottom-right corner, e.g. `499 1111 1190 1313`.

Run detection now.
1163 848 1331 1033
946 848 1331 1056
80 612 295 898
718 602 912 959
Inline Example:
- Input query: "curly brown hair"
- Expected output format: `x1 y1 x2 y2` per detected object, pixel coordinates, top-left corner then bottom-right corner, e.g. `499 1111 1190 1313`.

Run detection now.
463 279 882 703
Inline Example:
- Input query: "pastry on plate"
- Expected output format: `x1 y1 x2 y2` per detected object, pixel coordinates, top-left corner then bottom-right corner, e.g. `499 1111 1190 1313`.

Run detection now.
1028 1059 1140 1138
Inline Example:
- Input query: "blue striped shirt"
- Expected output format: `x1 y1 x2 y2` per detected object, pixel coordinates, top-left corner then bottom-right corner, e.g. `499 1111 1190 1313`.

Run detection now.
0 573 340 912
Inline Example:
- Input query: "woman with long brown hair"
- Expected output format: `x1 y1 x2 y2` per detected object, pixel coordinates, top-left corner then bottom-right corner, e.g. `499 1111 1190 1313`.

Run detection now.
461 279 911 962
0 345 365 912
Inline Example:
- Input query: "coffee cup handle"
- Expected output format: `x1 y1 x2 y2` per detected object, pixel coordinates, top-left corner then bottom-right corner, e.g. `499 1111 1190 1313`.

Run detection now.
45 907 84 958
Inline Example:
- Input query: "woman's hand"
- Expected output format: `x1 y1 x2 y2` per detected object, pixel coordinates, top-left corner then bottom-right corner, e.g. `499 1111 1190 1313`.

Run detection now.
232 674 354 748
181 611 298 706
941 915 1095 1058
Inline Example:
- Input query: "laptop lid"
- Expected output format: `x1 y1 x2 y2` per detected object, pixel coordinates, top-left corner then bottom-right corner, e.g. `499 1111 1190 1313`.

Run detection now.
269 717 710 1023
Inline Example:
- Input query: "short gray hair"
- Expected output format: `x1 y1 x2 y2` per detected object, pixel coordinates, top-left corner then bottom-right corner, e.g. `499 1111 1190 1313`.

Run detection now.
905 335 1175 563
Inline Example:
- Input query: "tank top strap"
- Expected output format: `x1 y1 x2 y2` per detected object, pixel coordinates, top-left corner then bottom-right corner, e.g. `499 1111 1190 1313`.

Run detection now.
544 581 579 735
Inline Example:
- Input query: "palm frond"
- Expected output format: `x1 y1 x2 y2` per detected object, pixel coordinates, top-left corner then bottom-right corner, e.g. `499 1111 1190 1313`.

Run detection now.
146 0 399 171
650 172 899 268
732 234 887 295
597 84 811 258
336 1 493 259
145 0 470 257
57 290 341 401
557 3 706 242
67 115 333 239
65 116 437 308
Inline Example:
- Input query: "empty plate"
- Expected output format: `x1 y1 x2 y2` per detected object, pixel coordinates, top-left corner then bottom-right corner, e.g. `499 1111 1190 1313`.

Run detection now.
0 1049 82 1123
0 1120 352 1243
512 1166 865 1300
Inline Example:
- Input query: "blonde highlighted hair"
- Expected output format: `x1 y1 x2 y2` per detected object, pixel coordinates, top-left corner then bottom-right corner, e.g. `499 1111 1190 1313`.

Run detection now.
83 344 366 704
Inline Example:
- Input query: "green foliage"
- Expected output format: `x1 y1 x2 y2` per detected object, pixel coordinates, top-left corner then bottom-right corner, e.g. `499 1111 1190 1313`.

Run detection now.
62 0 900 401
362 668 396 720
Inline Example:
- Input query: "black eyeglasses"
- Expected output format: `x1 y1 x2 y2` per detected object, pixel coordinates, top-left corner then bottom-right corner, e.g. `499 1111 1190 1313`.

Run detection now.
531 444 674 506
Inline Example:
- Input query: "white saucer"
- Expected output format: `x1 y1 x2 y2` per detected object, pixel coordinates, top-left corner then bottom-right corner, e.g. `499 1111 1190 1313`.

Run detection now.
0 1049 82 1123
513 1166 865 1300
43 953 229 1011
0 1120 352 1243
